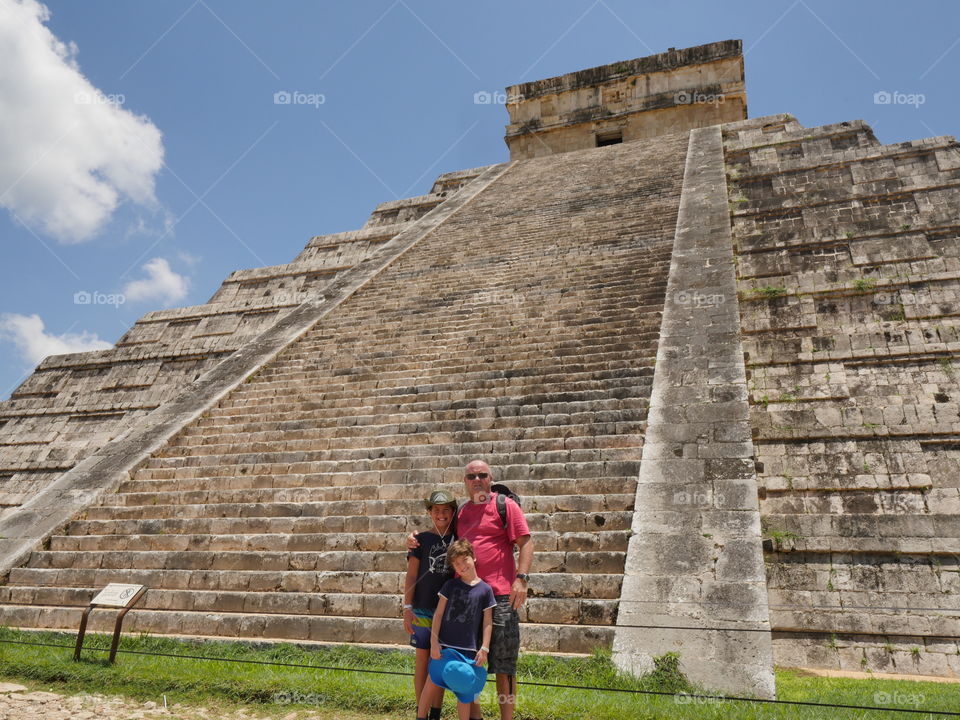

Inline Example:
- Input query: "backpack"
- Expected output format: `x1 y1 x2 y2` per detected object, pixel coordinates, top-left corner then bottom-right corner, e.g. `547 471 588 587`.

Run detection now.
490 483 521 529
454 484 522 530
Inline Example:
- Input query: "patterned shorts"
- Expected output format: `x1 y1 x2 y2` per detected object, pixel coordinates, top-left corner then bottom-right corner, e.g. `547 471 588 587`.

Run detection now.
410 608 434 650
488 595 520 676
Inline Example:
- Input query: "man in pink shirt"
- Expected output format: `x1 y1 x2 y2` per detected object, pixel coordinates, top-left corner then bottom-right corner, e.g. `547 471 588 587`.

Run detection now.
408 459 533 720
455 459 533 720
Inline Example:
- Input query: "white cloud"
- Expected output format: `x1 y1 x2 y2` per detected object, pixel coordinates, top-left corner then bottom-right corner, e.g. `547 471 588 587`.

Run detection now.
176 249 202 267
0 0 165 243
122 257 189 306
0 313 112 365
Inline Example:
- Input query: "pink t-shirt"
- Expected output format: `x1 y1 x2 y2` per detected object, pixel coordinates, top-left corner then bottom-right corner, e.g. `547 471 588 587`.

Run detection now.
455 492 530 596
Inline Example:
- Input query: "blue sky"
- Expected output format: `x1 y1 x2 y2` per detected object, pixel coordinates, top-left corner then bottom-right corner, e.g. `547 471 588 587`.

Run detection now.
1 0 958 398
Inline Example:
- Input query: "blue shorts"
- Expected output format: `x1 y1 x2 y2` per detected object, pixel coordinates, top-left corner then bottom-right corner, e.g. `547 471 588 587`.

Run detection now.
410 608 434 650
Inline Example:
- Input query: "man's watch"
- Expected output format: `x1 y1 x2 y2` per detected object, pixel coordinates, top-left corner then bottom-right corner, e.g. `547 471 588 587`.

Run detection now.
516 573 529 582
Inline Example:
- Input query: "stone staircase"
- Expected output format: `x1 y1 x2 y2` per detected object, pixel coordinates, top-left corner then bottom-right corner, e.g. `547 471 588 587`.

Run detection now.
0 132 689 653
724 114 960 675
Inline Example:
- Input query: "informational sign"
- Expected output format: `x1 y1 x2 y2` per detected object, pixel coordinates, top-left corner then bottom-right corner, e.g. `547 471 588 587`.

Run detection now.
90 583 144 608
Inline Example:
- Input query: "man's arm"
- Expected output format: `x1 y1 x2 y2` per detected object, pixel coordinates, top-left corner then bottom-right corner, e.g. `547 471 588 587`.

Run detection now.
509 534 533 610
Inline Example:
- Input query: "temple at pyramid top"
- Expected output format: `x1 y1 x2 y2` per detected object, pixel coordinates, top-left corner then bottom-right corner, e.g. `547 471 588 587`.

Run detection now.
504 39 747 159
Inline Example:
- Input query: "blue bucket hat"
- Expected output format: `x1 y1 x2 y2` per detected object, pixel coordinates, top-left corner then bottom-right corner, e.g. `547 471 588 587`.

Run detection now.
428 648 487 703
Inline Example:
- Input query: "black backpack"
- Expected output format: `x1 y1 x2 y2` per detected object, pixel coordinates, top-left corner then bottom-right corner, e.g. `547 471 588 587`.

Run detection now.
454 484 522 531
491 483 521 529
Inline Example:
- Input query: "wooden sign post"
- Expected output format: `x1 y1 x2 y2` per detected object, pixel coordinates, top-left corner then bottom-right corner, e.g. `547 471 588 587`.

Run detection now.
74 583 147 663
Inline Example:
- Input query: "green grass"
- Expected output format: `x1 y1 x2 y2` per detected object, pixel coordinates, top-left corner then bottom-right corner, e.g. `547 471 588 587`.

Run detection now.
0 628 958 719
765 529 803 549
753 285 788 299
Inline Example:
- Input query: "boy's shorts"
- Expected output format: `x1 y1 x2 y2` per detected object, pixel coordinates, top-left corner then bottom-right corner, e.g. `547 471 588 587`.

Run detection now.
409 608 434 650
488 595 521 676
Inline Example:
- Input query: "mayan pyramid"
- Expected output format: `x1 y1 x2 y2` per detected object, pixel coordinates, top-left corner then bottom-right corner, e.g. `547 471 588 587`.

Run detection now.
0 39 958 698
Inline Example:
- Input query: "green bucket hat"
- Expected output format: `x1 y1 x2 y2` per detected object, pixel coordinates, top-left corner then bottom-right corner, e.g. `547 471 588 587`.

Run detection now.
424 489 457 509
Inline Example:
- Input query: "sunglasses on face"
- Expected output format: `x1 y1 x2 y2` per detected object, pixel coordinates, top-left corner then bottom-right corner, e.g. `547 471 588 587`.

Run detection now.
465 472 489 480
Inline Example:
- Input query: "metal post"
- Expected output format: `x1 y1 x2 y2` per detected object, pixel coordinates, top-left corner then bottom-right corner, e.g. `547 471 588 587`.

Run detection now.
73 606 93 661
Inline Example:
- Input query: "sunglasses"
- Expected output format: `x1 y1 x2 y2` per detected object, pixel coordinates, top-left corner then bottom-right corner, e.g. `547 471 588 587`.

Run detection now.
465 472 489 480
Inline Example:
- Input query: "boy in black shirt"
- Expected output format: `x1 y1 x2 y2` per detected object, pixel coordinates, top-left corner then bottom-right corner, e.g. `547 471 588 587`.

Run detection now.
404 489 457 719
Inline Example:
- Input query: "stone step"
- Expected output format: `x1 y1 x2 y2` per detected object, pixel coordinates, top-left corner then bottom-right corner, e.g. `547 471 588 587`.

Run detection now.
80 494 636 520
66 510 631 537
124 453 641 489
292 308 661 332
222 378 655 406
193 405 650 434
99 476 638 508
26 549 627 575
140 441 644 468
48 529 630 553
762 513 960 541
262 308 664 337
126 433 644 482
7 567 624 599
204 382 656 419
241 345 661 369
230 359 658 385
227 358 659 392
150 419 648 459
173 415 648 445
771 608 960 637
239 327 664 364
136 444 645 477
0 604 615 653
0 585 619 623
191 404 650 430
255 344 660 369
131 457 642 482
139 448 642 470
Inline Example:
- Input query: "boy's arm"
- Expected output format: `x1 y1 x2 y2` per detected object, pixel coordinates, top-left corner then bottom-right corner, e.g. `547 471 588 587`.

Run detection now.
402 556 419 634
430 595 447 660
476 607 493 666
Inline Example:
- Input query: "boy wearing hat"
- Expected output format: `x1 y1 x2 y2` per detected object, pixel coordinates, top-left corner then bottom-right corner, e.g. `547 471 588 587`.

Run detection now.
417 538 495 720
404 489 458 719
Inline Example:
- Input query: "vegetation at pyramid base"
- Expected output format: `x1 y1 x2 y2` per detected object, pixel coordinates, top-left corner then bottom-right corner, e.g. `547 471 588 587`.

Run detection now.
0 628 958 719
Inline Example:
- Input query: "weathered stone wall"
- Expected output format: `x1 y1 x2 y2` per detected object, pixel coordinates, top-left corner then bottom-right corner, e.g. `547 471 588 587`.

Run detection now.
505 40 746 160
724 114 960 677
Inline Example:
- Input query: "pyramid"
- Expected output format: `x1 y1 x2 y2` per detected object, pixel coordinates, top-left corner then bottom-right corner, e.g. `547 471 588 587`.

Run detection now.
1 40 958 697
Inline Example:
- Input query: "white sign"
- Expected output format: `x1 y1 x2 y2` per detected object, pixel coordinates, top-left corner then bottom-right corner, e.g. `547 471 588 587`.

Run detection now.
91 584 144 608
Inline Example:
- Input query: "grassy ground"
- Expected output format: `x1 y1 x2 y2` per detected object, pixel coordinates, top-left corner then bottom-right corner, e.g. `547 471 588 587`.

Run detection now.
0 627 957 719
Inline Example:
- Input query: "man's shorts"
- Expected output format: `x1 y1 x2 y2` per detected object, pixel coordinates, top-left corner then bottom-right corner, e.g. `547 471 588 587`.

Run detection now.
410 608 434 650
488 595 520 676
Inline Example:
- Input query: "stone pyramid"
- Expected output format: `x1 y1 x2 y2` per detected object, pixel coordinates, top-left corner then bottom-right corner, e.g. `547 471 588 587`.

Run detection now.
0 39 957 697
